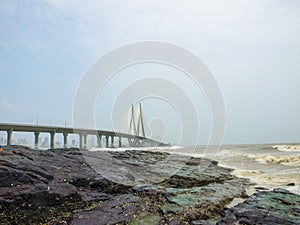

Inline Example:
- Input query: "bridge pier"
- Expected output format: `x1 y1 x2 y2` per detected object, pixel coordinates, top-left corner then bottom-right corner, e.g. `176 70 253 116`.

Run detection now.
105 135 109 148
7 129 12 146
119 137 122 147
50 131 55 149
63 133 68 149
34 132 40 149
83 134 87 149
97 134 102 147
111 135 114 148
79 133 83 149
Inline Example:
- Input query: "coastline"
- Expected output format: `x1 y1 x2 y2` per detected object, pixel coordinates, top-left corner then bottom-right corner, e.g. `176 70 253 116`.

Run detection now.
0 145 299 224
142 144 300 195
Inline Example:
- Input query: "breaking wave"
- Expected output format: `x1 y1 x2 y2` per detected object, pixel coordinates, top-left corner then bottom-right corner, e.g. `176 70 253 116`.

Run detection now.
231 168 300 195
220 149 242 157
231 168 261 177
247 153 300 165
273 145 300 152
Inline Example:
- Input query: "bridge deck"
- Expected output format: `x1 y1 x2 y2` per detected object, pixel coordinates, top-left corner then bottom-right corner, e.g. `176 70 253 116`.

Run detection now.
0 122 162 145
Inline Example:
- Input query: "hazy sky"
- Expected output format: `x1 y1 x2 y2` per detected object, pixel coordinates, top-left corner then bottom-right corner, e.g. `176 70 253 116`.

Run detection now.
0 0 299 144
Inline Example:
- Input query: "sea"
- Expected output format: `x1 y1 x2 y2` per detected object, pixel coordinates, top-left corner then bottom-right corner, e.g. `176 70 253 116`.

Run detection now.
91 144 300 195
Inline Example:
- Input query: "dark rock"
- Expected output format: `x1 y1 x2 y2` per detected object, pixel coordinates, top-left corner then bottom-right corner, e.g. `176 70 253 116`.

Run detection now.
216 188 300 225
0 146 121 224
70 194 143 225
2 146 299 225
191 220 215 225
255 186 269 190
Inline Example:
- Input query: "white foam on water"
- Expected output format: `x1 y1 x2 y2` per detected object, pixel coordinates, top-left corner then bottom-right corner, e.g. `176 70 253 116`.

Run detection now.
273 145 300 152
227 167 300 194
247 153 300 165
286 186 300 195
89 146 185 152
219 149 244 157
217 146 300 196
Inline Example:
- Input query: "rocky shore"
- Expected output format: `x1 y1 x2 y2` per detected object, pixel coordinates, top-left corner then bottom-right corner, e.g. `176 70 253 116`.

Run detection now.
0 146 299 224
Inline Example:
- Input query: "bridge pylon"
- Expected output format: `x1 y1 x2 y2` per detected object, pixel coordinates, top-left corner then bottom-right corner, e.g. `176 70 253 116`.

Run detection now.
128 103 146 147
129 103 145 137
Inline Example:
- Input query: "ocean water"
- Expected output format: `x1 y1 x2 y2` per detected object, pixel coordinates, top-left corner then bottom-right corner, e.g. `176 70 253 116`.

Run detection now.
91 144 300 195
171 144 300 195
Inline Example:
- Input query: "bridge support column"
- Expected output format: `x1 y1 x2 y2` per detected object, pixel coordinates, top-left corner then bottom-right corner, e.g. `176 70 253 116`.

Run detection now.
63 133 68 149
111 136 114 148
140 139 145 147
50 131 55 149
83 134 88 149
105 135 109 148
7 129 13 146
97 134 102 148
119 137 122 147
79 133 83 149
34 132 40 149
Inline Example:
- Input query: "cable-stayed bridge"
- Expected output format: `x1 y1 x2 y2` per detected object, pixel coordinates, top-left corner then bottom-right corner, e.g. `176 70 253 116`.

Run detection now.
0 122 165 149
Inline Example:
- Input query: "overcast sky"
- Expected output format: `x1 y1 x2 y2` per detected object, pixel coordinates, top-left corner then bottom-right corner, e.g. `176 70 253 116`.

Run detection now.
0 0 299 144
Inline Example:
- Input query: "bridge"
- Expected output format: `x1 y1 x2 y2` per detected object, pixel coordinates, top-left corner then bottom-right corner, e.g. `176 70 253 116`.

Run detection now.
0 123 164 149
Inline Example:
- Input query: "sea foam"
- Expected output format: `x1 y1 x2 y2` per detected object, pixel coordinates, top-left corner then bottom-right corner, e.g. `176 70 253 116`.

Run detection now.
273 145 300 152
247 153 300 165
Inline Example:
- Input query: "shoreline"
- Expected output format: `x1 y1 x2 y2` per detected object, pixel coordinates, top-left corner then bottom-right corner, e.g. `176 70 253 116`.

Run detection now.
0 145 299 224
97 145 300 207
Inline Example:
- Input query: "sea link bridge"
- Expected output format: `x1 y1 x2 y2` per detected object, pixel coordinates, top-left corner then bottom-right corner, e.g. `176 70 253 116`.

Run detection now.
0 123 163 149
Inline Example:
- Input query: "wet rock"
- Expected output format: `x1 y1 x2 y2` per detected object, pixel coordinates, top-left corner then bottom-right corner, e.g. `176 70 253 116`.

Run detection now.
3 146 298 225
70 151 250 224
255 186 270 190
0 146 123 224
160 203 181 214
70 194 143 225
191 220 215 225
217 188 300 225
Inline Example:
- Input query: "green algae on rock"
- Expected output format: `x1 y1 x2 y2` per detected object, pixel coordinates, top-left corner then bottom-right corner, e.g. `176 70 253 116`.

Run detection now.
217 188 300 225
